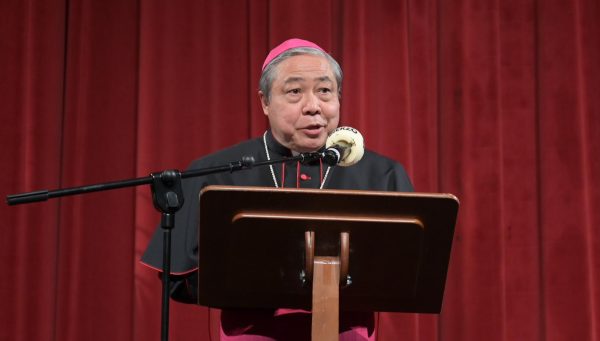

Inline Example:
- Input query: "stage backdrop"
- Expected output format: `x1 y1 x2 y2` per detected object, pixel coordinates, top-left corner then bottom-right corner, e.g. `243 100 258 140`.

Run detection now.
1 0 598 340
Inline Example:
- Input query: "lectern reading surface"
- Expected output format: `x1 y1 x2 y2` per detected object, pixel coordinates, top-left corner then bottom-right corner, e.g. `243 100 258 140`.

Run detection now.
197 185 458 314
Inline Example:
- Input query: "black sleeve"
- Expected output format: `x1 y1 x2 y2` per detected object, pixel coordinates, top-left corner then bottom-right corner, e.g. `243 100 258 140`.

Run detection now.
169 271 199 303
141 162 206 275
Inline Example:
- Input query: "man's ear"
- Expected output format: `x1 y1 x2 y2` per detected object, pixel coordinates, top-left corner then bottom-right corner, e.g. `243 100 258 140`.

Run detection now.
258 91 269 116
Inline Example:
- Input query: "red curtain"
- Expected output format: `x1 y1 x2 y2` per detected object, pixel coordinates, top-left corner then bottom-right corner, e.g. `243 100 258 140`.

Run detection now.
1 0 598 340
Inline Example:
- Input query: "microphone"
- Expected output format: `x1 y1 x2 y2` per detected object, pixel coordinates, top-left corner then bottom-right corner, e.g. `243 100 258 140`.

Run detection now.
322 126 365 166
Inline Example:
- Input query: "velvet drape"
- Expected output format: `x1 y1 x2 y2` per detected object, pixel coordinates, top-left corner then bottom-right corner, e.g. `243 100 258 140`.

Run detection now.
1 0 598 340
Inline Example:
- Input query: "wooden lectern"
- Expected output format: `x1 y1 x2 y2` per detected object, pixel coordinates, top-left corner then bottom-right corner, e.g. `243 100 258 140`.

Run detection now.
197 186 459 340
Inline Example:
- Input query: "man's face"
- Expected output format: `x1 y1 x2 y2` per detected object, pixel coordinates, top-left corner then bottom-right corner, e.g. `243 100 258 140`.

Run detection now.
260 54 340 153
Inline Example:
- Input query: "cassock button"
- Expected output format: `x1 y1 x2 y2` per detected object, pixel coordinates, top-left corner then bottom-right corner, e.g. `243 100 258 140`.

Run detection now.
300 174 311 181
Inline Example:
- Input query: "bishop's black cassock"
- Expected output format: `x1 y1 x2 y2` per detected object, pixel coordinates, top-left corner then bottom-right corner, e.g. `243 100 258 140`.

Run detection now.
142 130 414 341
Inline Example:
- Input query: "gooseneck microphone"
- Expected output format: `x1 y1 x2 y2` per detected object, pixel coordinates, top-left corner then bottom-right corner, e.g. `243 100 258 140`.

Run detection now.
321 126 365 166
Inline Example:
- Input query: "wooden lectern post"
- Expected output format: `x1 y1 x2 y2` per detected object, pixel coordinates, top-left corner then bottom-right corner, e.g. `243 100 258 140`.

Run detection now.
312 256 340 341
307 231 349 341
196 186 459 340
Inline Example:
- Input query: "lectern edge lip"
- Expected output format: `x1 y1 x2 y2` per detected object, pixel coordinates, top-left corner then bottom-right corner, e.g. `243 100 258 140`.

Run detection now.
232 211 425 229
201 185 460 203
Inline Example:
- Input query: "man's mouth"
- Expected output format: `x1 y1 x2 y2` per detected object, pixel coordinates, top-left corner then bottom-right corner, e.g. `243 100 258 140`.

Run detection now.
301 124 325 136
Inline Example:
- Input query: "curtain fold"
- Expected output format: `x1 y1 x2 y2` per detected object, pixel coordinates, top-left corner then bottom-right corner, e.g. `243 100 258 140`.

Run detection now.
0 1 66 340
1 0 598 340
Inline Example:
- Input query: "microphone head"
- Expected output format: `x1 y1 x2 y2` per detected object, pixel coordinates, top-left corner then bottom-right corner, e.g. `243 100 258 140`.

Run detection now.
326 126 365 167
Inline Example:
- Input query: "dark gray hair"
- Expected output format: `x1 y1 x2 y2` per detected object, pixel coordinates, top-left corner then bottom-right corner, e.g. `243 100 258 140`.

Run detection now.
259 47 343 104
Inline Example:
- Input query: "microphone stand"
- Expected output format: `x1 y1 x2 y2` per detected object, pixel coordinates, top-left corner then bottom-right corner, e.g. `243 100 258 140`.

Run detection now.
5 151 333 341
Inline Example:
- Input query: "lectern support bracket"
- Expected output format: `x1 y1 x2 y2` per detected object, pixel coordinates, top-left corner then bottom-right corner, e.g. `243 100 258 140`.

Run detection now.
304 231 350 286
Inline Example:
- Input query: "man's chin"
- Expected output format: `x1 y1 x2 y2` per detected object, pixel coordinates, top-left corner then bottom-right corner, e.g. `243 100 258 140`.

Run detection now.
291 138 326 153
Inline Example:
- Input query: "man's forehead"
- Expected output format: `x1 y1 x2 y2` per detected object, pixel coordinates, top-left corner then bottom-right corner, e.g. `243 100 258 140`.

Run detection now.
283 75 333 84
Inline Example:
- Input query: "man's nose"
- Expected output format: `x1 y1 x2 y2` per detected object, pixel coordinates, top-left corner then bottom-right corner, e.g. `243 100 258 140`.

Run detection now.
302 92 321 115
